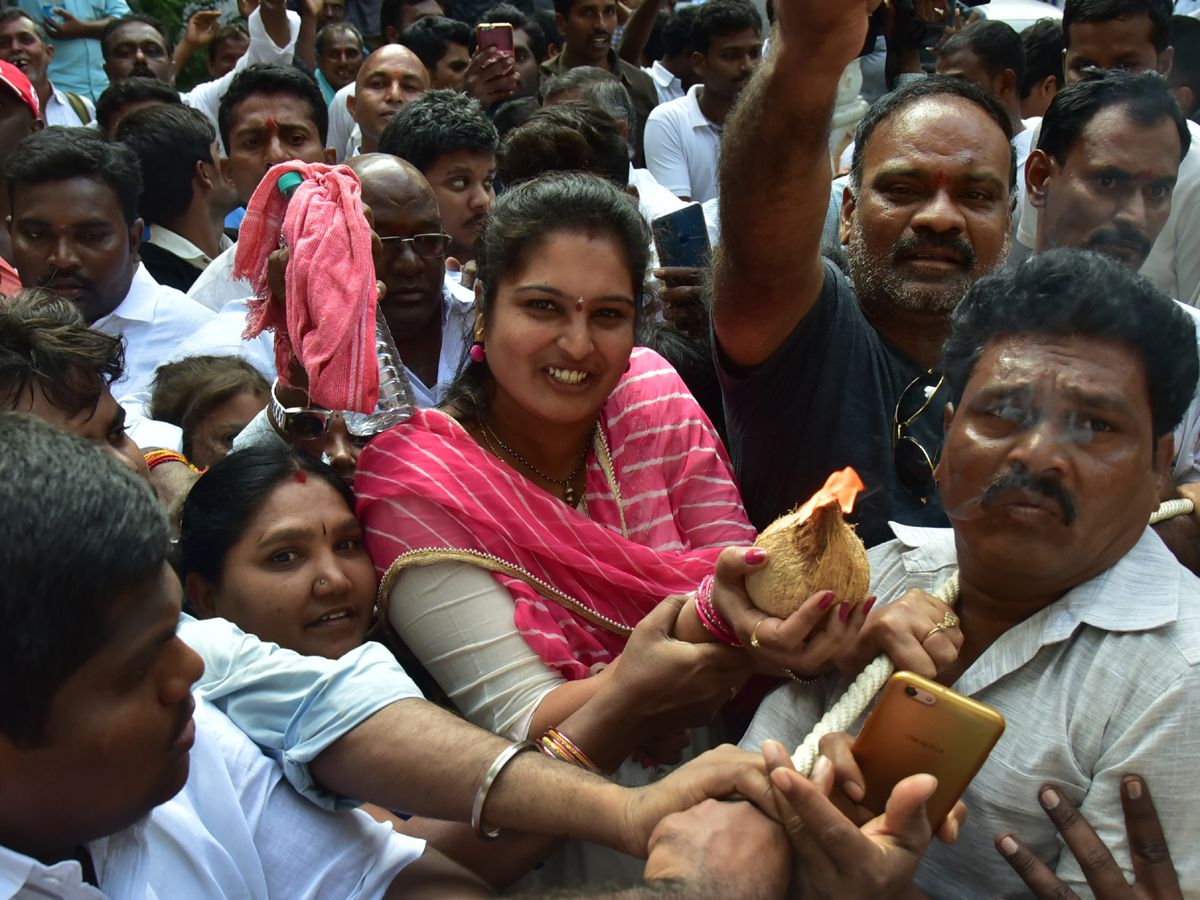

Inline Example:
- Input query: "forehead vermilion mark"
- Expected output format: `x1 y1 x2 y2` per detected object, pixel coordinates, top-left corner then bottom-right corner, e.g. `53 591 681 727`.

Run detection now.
936 171 946 186
294 469 307 483
265 116 277 134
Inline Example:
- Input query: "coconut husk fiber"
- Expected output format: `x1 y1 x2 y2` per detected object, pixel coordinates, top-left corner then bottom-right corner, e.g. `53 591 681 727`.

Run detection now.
745 497 871 619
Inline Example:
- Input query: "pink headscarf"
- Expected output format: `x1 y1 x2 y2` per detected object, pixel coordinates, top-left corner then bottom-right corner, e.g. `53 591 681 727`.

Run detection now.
233 161 378 413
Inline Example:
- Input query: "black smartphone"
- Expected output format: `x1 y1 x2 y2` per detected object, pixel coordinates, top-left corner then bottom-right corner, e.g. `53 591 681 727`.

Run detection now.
652 203 711 270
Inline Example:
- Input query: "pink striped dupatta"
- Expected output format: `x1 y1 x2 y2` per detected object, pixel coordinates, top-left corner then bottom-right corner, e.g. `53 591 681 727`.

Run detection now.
355 347 756 680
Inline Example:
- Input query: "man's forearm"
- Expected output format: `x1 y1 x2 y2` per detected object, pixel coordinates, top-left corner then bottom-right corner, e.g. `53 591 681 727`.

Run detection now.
511 881 735 899
259 0 292 48
308 698 632 850
617 0 664 66
712 13 866 366
70 16 115 39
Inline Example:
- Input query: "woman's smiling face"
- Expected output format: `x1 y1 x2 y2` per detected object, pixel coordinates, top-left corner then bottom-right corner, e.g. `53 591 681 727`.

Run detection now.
480 229 638 429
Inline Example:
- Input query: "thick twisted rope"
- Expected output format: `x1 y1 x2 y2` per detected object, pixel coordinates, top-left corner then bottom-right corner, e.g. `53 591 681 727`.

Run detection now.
791 573 960 775
788 497 1189 774
1149 497 1194 525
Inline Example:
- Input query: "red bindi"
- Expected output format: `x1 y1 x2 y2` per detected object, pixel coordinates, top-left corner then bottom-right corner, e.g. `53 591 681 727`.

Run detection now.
265 116 277 134
294 470 307 483
936 171 946 186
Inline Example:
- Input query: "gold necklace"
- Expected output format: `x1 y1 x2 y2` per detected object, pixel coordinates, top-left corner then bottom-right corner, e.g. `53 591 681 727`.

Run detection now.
480 422 594 507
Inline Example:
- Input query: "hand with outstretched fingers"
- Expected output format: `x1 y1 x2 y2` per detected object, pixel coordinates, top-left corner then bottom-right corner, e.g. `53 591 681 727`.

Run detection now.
994 776 1183 900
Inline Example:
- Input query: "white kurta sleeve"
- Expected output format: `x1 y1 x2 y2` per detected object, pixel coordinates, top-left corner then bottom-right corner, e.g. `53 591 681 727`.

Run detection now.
388 561 565 739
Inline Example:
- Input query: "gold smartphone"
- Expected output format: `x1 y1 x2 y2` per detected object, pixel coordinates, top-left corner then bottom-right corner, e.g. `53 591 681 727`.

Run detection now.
851 671 1006 827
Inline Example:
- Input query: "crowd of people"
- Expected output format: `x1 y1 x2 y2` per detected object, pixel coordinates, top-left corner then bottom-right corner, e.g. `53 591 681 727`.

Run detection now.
1 0 1199 894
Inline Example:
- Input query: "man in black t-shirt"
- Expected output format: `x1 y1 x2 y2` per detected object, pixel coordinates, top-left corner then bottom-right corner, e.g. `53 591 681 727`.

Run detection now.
711 0 1017 546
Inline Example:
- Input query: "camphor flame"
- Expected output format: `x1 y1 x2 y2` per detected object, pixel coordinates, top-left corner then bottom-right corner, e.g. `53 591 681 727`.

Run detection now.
794 467 865 523
745 467 872 618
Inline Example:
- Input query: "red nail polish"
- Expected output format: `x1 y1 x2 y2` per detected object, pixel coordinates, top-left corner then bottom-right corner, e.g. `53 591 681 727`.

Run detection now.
745 548 767 565
839 601 851 624
818 591 836 611
863 596 877 616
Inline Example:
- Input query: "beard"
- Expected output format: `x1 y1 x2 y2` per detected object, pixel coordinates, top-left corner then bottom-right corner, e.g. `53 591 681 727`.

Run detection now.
846 222 1008 315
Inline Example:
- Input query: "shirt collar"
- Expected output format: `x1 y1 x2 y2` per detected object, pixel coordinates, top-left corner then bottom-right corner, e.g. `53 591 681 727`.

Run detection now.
95 264 162 326
684 83 717 131
649 60 678 89
887 521 1189 638
145 226 230 270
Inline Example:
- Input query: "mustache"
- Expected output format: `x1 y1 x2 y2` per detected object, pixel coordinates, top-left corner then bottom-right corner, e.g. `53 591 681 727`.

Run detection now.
980 466 1077 526
1086 227 1152 259
38 269 96 293
891 232 977 269
129 64 159 79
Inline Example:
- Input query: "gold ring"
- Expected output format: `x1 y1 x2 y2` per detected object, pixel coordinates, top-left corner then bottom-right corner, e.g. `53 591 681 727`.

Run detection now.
921 611 958 645
750 619 766 649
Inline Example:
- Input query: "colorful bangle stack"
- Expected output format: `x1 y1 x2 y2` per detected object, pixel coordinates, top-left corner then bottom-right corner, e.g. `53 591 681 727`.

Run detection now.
144 449 200 473
539 727 601 773
694 574 741 646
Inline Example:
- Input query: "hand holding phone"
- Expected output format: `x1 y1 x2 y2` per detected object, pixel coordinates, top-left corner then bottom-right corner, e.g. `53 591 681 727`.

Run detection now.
850 671 1005 827
476 23 514 55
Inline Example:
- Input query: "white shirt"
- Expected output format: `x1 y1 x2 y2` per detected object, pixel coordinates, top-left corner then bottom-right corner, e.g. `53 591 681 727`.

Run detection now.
630 164 686 224
187 243 245 313
408 278 474 407
1016 118 1200 307
181 7 301 150
1169 300 1200 485
1010 117 1039 232
328 82 359 163
42 84 94 127
0 698 424 900
643 59 684 106
93 265 216 409
743 523 1200 900
171 297 277 383
643 83 722 203
145 225 234 272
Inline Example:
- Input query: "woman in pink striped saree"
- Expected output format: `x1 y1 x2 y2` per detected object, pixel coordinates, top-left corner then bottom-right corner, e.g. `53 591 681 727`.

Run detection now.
356 174 779 776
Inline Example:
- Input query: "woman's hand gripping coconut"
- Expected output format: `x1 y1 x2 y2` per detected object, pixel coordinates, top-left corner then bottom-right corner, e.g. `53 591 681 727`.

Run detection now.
673 469 877 679
674 467 964 688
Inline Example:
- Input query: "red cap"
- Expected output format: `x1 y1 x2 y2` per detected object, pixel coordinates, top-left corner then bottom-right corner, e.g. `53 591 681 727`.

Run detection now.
0 59 39 119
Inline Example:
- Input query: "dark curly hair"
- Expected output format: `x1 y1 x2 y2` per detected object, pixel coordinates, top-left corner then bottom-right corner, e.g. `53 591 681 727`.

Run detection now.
0 289 125 420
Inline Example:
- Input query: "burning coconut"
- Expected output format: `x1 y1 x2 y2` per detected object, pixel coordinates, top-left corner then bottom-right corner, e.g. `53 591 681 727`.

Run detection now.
746 468 872 618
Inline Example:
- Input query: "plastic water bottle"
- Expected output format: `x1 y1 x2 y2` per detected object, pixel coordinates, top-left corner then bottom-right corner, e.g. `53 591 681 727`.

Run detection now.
277 171 417 435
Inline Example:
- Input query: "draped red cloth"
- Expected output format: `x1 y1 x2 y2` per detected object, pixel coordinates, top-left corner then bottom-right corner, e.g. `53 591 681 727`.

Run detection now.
355 348 756 679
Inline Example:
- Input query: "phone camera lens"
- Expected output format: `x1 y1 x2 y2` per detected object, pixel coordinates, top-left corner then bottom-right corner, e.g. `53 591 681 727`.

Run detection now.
905 686 918 697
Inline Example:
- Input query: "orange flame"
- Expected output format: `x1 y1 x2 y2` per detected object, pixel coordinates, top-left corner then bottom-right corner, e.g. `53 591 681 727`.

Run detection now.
794 467 865 523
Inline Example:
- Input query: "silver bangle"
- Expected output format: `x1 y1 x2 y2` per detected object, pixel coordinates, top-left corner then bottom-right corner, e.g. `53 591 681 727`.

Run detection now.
471 741 538 840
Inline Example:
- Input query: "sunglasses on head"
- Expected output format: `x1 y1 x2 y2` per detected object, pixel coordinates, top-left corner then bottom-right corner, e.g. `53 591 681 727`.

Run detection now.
893 371 946 504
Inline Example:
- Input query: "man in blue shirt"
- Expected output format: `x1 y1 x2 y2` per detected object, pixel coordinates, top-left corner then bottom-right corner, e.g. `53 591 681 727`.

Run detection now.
16 0 130 101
